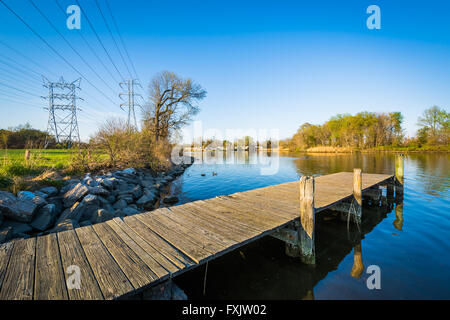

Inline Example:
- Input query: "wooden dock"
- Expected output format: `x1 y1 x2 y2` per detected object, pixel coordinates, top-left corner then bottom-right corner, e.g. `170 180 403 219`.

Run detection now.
0 171 395 300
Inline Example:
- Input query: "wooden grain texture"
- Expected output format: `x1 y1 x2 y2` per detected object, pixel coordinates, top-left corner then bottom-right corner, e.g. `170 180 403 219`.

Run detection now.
0 238 36 300
122 215 193 268
135 211 218 263
353 169 362 206
34 233 68 300
76 225 133 300
300 176 315 239
0 241 14 292
92 222 157 289
106 219 173 279
57 229 103 300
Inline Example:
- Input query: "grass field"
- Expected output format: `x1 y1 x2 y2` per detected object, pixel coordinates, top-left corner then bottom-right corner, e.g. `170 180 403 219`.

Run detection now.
0 149 109 191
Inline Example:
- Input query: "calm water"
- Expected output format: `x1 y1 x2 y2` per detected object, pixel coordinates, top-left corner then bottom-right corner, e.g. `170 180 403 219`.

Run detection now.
168 152 450 299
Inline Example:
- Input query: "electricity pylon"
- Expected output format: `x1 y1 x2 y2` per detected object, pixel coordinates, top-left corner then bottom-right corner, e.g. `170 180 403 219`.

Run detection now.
42 77 82 148
119 79 142 130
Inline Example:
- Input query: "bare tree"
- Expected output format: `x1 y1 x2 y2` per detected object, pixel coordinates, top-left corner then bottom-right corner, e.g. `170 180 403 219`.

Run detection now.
143 71 207 141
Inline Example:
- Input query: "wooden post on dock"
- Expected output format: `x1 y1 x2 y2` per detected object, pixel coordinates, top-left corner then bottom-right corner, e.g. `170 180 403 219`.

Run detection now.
299 176 315 265
353 168 362 224
395 155 404 199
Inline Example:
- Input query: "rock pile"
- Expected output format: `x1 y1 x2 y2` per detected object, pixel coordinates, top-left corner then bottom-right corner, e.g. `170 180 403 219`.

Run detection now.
0 159 192 244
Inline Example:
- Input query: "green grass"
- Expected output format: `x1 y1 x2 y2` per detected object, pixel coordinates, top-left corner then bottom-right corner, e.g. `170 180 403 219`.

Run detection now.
0 149 108 192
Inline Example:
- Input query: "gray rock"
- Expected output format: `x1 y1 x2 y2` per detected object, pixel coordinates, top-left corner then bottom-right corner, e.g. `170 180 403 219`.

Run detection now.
31 204 57 231
79 220 92 227
88 186 110 197
0 191 37 223
0 227 13 244
1 219 33 235
98 196 115 212
91 209 115 224
106 195 116 203
118 194 133 204
60 179 81 194
122 206 140 216
131 185 143 199
46 196 63 217
63 183 89 208
163 196 179 205
39 186 59 197
136 194 156 210
83 177 98 187
114 209 124 217
52 219 79 233
99 177 115 189
58 194 99 224
113 199 128 210
34 191 49 199
17 191 47 208
13 232 30 240
122 168 136 175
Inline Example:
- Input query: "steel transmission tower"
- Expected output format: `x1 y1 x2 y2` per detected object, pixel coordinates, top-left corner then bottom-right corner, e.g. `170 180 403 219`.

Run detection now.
119 79 142 130
43 77 82 147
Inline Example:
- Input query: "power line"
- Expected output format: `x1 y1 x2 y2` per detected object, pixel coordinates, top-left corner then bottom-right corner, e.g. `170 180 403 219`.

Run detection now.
75 0 126 82
28 0 118 97
0 81 41 97
104 0 140 82
103 0 146 101
0 65 43 87
0 39 58 78
94 0 133 80
0 54 42 80
54 0 119 84
0 0 118 107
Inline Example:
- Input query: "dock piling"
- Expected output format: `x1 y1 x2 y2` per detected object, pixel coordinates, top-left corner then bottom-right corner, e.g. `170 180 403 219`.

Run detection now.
353 168 362 224
299 176 315 265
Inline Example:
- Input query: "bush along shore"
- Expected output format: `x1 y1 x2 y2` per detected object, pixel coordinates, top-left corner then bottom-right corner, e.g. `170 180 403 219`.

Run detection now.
0 157 193 244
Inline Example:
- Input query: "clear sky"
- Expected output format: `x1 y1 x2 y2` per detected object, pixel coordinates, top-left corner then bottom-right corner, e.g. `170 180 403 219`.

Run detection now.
0 0 449 142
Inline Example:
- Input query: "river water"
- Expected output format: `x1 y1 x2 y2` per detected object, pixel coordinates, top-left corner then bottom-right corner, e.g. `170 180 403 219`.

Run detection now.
168 152 449 299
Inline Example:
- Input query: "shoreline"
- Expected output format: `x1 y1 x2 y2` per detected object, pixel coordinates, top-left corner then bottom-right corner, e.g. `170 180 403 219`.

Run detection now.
0 157 194 244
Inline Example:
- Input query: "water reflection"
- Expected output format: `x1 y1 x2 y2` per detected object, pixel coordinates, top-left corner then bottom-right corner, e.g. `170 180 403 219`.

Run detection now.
168 152 449 299
175 182 400 299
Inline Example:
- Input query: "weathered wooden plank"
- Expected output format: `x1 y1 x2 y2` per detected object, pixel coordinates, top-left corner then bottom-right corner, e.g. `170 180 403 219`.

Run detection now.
144 210 228 255
0 241 14 292
167 204 253 243
122 215 194 268
76 225 134 300
106 219 173 279
0 237 36 300
34 233 68 300
57 229 103 300
209 197 290 228
161 207 239 247
134 212 211 263
92 222 157 289
186 201 265 233
217 194 298 221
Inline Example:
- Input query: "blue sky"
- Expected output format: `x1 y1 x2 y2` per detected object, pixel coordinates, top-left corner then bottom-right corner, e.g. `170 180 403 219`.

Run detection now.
0 0 449 142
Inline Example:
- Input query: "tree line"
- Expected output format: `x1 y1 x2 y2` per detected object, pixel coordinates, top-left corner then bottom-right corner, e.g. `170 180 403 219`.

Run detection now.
0 123 56 149
281 106 449 151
